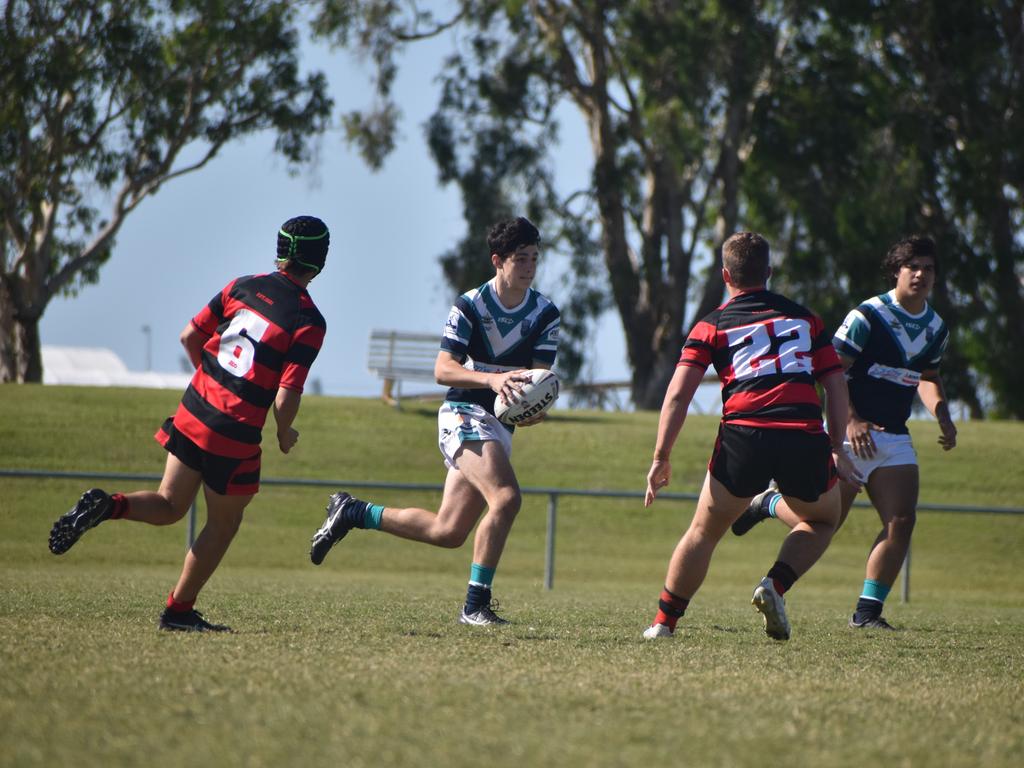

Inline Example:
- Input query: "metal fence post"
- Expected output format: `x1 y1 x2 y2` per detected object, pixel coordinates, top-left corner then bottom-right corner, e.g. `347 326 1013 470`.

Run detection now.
187 499 197 550
901 542 911 602
544 493 558 590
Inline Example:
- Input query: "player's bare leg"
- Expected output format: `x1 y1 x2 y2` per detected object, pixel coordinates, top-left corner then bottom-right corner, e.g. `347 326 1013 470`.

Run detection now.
850 464 917 629
662 473 749 599
862 465 918 583
773 483 841 575
746 484 839 640
121 454 202 525
377 441 521 626
49 454 201 554
644 473 752 639
169 487 250 604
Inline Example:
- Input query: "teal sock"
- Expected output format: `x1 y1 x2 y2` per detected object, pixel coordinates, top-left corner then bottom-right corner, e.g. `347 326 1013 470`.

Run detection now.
766 492 782 518
469 562 496 588
363 503 384 530
860 579 891 603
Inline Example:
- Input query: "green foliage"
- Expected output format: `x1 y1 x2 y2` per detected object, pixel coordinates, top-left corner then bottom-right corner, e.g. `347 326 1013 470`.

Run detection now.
1 385 1023 767
0 0 332 381
317 0 1024 416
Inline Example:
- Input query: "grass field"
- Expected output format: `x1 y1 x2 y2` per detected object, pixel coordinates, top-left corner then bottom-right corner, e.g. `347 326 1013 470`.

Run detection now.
1 385 1022 768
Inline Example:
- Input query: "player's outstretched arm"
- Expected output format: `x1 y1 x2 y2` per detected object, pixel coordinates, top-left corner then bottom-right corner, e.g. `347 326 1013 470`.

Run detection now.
273 387 302 454
918 370 957 451
645 365 704 506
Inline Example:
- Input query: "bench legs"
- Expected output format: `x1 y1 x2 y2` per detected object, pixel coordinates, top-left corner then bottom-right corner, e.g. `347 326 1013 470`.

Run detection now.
382 377 400 408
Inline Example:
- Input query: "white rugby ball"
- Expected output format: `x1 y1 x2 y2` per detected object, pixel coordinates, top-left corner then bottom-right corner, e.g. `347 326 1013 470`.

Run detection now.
494 369 560 426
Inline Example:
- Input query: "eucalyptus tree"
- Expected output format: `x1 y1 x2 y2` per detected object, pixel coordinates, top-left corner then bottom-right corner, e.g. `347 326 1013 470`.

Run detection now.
0 0 331 382
317 0 788 407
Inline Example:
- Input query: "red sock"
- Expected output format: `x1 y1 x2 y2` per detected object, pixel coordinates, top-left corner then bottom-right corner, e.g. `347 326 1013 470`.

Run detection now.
166 592 195 613
110 493 128 519
653 587 690 631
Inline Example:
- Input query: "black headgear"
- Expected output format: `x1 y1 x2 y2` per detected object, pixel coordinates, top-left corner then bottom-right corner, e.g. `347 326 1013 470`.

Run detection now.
277 216 330 274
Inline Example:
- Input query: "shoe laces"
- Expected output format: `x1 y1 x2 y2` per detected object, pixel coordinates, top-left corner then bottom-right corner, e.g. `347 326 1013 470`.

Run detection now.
477 600 503 619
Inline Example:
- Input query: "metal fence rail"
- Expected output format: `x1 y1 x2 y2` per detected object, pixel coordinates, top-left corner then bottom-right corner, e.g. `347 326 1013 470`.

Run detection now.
5 468 1022 600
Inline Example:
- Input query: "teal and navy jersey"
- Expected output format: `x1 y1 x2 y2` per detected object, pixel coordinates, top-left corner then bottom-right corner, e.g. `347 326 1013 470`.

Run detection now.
440 279 560 415
833 290 948 434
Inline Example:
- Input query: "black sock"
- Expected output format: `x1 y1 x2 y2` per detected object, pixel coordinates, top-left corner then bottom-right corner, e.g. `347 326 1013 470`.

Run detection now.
767 561 799 594
344 498 371 529
854 597 883 620
465 584 490 614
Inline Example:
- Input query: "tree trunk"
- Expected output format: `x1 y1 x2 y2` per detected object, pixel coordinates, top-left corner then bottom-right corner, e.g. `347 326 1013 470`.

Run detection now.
987 191 1024 418
0 280 17 382
16 313 43 383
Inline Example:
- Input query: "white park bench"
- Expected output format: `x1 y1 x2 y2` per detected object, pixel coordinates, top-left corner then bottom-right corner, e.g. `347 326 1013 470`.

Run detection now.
367 329 442 406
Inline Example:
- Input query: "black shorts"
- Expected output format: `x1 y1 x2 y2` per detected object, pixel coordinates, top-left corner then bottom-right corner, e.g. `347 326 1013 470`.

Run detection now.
157 418 261 496
708 423 837 502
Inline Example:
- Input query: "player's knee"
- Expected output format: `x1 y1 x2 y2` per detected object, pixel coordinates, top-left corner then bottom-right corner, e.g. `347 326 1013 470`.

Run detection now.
891 510 917 537
159 494 191 523
433 524 469 548
490 487 522 518
207 508 244 537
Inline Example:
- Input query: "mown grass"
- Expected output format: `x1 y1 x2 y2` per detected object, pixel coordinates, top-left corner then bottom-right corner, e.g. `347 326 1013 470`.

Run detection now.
1 385 1022 768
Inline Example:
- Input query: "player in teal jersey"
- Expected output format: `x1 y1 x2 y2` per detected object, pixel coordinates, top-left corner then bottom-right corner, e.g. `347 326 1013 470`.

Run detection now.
731 236 957 629
309 217 560 626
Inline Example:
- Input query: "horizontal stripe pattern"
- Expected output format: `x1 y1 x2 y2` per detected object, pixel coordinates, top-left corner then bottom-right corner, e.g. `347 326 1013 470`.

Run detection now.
681 290 837 430
168 272 325 457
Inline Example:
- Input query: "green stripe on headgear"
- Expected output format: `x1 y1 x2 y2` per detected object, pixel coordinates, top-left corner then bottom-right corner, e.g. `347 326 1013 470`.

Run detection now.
277 228 329 274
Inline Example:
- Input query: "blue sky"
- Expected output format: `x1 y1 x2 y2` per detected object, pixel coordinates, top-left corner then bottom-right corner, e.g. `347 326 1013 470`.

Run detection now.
40 29 631 400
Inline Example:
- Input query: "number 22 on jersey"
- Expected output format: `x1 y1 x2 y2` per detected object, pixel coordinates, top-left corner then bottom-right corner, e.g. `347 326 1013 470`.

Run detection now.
217 309 270 377
726 318 812 381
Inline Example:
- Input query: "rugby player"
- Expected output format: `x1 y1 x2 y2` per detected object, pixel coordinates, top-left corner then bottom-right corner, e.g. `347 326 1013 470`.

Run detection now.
308 217 559 626
642 232 861 641
730 236 956 629
48 216 329 632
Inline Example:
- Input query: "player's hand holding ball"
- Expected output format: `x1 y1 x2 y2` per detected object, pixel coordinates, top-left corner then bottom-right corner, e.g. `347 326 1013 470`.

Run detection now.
494 369 560 426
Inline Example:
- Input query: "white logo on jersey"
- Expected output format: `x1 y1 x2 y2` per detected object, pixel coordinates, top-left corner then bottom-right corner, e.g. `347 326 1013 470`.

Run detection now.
867 363 921 388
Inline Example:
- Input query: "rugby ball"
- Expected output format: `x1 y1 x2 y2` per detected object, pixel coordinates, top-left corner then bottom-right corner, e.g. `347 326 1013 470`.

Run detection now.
495 369 560 426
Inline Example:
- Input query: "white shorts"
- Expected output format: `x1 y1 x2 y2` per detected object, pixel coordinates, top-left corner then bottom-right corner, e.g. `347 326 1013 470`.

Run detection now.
845 430 917 480
437 401 513 470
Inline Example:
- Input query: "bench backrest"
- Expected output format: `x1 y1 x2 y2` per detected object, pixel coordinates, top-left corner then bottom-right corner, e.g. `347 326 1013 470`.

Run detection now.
367 330 440 380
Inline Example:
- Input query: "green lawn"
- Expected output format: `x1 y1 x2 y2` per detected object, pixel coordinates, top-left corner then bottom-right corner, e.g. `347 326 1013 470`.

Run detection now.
1 385 1022 768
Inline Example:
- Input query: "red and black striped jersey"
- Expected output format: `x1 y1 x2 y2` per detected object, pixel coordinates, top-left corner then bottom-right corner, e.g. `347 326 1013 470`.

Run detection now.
160 271 326 458
680 290 841 431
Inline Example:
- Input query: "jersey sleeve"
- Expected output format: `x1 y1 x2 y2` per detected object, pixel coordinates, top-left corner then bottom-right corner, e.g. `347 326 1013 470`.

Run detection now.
439 297 473 362
927 325 950 368
810 315 843 379
531 307 560 366
279 313 326 393
191 279 236 336
832 307 870 359
679 318 716 371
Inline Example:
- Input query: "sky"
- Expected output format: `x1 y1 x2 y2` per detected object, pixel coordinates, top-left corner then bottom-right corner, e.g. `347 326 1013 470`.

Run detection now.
39 27 634 402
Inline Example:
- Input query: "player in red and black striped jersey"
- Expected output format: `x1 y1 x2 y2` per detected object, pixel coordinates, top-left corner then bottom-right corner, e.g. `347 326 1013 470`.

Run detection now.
641 232 861 642
48 215 329 633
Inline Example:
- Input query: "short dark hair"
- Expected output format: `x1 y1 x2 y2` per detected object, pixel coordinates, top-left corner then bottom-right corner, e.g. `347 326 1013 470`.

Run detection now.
883 236 937 284
277 215 330 275
487 217 541 260
722 232 770 288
